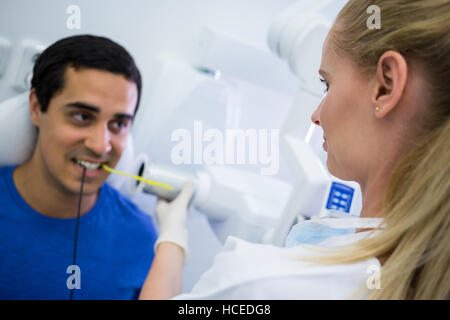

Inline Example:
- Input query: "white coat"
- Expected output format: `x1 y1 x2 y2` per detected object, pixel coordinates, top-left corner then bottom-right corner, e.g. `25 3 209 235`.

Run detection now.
174 230 381 300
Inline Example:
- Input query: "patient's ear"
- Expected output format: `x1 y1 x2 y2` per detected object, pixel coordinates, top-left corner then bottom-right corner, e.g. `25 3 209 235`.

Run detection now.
371 50 408 118
29 89 42 127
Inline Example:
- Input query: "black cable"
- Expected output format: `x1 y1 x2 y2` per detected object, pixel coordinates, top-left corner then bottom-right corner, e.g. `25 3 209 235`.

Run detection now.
70 166 87 300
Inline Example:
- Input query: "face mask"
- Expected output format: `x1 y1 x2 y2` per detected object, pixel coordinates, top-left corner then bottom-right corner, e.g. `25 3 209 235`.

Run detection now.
284 211 384 247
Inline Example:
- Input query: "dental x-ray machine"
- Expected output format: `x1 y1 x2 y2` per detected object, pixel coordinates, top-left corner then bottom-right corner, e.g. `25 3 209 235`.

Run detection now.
110 0 362 247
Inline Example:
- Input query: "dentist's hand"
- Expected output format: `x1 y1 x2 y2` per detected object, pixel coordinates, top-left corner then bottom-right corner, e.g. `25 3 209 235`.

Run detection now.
154 180 195 264
140 180 196 299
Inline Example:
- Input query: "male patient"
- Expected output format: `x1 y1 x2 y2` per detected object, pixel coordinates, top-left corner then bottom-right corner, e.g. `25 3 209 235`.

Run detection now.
0 35 158 299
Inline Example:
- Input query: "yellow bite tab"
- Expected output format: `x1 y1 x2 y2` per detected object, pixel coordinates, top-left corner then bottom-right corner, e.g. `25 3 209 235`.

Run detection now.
101 164 174 190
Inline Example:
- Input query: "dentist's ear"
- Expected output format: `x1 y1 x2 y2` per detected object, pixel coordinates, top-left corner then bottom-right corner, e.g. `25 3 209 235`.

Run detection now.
29 88 42 127
372 50 408 118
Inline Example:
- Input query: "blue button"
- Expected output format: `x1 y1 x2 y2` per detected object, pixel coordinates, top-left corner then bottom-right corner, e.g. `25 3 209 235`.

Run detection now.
325 182 355 213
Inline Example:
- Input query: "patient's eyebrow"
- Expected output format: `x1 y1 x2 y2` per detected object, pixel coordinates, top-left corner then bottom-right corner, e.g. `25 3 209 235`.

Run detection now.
64 102 134 120
113 113 134 121
64 102 100 113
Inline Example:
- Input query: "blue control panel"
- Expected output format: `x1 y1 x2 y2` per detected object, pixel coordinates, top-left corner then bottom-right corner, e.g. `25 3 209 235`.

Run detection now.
325 182 354 213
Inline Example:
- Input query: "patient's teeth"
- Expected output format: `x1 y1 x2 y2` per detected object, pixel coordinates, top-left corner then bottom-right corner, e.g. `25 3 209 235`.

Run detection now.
76 160 101 170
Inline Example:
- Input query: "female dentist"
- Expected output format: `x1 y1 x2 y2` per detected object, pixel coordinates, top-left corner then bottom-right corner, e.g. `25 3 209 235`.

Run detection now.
140 0 450 300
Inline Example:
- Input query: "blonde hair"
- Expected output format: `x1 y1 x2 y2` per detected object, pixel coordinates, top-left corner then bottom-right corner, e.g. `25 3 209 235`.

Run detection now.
308 0 450 299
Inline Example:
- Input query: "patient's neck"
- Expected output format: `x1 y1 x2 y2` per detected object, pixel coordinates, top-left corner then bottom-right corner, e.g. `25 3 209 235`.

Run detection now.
13 153 97 219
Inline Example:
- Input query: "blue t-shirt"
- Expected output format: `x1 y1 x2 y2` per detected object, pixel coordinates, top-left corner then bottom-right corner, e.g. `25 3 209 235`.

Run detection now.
0 166 158 300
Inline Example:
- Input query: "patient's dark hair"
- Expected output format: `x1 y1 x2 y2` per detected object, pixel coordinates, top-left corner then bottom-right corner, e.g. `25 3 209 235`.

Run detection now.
31 34 142 114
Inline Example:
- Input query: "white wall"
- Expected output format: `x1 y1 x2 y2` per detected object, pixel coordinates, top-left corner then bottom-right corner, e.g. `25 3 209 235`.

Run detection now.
0 0 299 101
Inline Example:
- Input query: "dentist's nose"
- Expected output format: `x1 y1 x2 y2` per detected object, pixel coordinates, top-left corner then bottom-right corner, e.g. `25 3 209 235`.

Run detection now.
311 103 321 126
85 123 112 155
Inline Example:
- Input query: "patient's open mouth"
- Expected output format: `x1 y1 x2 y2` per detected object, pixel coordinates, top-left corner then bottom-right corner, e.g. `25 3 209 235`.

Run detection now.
72 159 106 171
